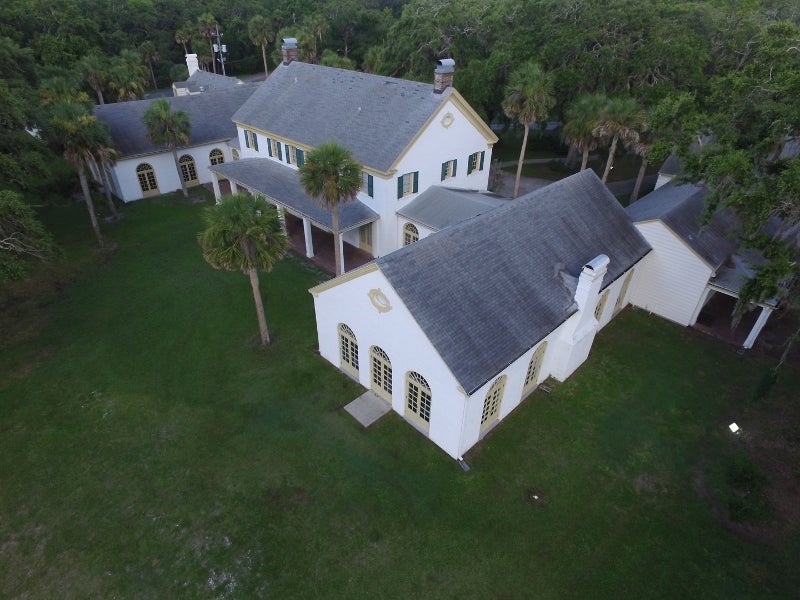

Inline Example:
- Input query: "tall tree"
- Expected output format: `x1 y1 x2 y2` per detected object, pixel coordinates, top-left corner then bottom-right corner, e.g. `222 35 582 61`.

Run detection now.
138 41 160 90
198 193 288 347
593 97 647 183
175 24 194 55
109 49 147 101
77 53 110 105
562 93 608 172
248 15 275 77
299 142 362 276
502 62 555 198
0 190 55 281
197 13 219 74
43 103 109 247
143 99 191 198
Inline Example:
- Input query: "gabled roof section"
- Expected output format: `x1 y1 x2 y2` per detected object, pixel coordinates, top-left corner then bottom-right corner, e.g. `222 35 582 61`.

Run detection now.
397 186 508 231
377 170 651 395
95 84 258 158
210 158 377 231
179 70 244 94
233 62 489 173
626 181 737 271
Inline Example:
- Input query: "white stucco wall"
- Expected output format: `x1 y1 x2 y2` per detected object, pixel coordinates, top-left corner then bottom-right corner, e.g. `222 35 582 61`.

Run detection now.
629 221 712 326
112 144 233 202
311 267 468 458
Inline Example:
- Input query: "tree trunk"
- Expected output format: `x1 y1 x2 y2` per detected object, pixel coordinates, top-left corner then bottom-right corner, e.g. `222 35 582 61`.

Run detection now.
261 44 269 77
248 267 271 346
332 207 343 276
78 167 104 247
602 134 619 183
148 61 157 90
94 86 105 105
630 157 648 203
565 144 579 169
514 121 531 198
581 148 590 171
94 157 119 217
172 149 188 198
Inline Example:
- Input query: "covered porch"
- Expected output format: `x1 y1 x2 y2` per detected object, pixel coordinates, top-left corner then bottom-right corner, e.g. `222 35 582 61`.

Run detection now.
209 158 378 275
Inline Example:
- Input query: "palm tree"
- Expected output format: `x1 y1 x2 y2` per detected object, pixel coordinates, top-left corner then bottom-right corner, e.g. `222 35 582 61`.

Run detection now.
248 15 274 77
143 99 191 198
593 97 647 183
198 193 288 347
175 24 194 55
502 62 556 198
197 13 219 74
138 41 160 90
299 142 362 276
44 103 107 247
109 50 147 101
91 143 120 219
562 93 608 172
77 53 110 105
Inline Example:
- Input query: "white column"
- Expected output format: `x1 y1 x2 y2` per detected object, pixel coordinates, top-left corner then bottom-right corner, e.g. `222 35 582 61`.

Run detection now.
742 306 773 349
230 181 239 194
303 218 314 258
276 206 287 233
211 174 221 203
338 235 346 274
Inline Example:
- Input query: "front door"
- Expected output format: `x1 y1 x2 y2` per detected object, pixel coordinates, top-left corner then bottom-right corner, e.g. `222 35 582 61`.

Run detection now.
370 346 392 402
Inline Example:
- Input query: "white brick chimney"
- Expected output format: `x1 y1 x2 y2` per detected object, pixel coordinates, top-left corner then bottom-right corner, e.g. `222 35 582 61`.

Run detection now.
186 54 199 77
551 254 609 381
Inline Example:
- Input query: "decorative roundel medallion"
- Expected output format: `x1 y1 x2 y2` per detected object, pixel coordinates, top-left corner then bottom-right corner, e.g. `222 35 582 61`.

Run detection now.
440 112 455 128
368 288 392 313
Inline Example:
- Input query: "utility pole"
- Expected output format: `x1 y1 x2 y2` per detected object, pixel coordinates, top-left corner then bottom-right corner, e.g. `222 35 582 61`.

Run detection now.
212 26 227 76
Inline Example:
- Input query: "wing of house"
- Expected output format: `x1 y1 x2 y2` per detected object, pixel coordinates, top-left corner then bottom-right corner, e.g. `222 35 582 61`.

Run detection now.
627 180 777 348
209 42 499 271
310 170 651 458
95 83 258 202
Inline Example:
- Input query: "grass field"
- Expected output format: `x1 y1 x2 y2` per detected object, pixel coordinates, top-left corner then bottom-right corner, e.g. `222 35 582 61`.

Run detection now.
2 196 798 598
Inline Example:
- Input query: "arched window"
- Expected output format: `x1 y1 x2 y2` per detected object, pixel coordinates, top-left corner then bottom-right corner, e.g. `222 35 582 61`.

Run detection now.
522 341 547 398
338 323 359 378
231 148 240 161
209 148 225 165
595 290 610 322
370 346 392 401
614 269 634 314
179 155 198 185
136 163 159 196
403 223 419 246
405 371 432 430
481 375 506 433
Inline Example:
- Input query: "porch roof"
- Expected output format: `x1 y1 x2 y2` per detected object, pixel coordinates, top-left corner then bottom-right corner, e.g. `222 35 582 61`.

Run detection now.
210 158 378 232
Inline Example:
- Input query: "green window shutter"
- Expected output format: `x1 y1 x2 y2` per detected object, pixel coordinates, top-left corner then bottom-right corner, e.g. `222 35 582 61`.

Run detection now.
397 176 403 199
266 138 273 157
441 162 447 181
244 130 250 149
296 148 304 166
276 143 283 161
452 159 457 177
467 154 474 174
412 171 419 193
252 134 259 151
479 151 485 171
285 144 291 163
367 174 373 197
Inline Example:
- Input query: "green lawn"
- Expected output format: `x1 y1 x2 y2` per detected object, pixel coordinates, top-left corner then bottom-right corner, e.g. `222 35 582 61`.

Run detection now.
2 197 798 598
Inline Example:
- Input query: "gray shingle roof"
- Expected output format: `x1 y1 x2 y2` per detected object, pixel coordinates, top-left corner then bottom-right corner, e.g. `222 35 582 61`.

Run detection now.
210 158 377 231
94 84 258 158
397 187 508 231
377 170 651 395
232 62 453 173
180 70 243 94
626 181 737 270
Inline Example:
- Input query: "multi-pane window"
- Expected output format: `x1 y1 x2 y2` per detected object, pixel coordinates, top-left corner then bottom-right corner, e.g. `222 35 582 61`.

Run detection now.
338 323 359 377
244 130 258 151
209 148 224 165
595 290 610 321
136 163 158 194
294 147 304 166
403 223 419 246
267 138 282 160
232 148 240 161
406 371 432 428
614 270 634 314
285 144 295 164
481 375 506 432
522 342 547 397
361 171 374 197
441 159 457 181
179 155 198 184
467 151 485 174
370 346 392 401
396 171 419 198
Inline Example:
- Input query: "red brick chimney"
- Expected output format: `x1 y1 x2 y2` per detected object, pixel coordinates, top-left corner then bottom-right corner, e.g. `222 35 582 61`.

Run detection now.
281 38 298 65
434 59 455 94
